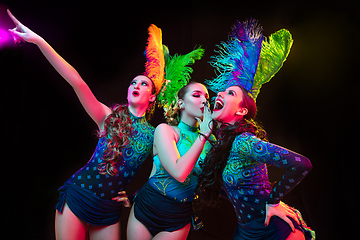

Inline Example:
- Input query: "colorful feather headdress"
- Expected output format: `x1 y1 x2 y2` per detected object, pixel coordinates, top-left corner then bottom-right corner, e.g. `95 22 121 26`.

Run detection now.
205 19 293 101
144 24 166 95
157 45 205 110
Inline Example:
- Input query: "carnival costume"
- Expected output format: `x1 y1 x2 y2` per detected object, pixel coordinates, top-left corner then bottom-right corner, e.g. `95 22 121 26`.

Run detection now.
133 30 212 236
55 24 165 225
134 121 214 235
205 19 316 239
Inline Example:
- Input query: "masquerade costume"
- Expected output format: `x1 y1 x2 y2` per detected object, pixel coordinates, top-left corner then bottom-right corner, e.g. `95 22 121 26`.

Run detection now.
226 133 314 239
134 121 214 235
55 24 165 225
205 19 315 239
133 33 210 236
56 113 154 225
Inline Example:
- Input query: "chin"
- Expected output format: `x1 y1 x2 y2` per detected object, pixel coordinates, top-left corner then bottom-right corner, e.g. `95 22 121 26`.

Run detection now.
211 111 221 121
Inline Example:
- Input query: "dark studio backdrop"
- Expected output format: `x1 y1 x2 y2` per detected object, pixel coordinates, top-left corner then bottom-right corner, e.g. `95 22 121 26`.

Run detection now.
1 0 359 239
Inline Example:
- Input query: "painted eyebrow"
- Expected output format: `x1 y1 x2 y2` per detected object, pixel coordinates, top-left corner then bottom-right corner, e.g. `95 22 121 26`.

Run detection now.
131 79 150 84
228 89 237 95
192 90 206 94
192 90 209 97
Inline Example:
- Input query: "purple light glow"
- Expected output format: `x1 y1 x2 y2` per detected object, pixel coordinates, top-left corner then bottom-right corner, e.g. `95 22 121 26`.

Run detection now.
0 29 12 49
0 5 16 49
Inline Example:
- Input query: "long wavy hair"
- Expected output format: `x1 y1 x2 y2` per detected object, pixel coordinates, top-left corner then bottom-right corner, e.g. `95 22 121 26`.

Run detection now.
195 86 267 207
97 77 156 176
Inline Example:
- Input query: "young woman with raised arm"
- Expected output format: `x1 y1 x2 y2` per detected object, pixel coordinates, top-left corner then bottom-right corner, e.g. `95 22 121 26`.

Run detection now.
8 10 165 240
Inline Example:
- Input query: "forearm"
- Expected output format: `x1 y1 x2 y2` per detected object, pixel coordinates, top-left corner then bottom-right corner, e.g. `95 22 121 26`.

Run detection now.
34 38 110 127
172 135 207 182
235 133 313 203
35 38 83 89
7 10 110 127
267 152 312 204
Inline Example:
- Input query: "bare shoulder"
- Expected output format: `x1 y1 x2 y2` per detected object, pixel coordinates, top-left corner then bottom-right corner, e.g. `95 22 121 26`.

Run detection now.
155 123 174 131
154 123 180 141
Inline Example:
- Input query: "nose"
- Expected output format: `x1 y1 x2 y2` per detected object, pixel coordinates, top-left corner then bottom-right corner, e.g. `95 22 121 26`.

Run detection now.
201 97 210 109
201 95 208 104
217 92 224 98
134 82 140 89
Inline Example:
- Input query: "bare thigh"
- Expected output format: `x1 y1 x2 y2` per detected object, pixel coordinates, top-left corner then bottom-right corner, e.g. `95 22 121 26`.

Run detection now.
286 229 305 240
88 221 120 240
127 204 152 240
153 223 191 240
55 203 87 240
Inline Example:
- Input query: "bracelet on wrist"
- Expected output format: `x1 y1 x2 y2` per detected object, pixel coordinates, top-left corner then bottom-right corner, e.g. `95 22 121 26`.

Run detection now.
266 199 280 207
198 132 207 140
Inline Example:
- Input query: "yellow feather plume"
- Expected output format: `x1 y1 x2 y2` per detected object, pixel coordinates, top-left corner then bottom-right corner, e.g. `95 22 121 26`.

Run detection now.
144 24 165 94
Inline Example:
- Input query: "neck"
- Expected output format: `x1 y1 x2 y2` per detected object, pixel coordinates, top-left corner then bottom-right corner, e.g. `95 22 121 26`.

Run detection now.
128 104 147 118
229 115 243 125
216 115 243 127
180 112 199 128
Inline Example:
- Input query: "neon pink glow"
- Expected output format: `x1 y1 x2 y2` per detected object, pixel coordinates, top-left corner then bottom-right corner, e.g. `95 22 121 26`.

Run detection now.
0 4 16 49
0 29 12 49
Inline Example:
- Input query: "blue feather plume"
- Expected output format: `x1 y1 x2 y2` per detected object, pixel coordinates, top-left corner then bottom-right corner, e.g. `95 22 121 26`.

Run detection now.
206 19 264 95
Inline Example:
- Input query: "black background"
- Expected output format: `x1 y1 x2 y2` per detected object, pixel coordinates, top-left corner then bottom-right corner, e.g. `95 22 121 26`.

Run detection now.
1 1 359 239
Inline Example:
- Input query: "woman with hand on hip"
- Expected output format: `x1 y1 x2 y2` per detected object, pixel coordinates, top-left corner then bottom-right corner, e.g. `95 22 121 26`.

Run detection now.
127 45 215 240
196 19 315 240
8 10 165 240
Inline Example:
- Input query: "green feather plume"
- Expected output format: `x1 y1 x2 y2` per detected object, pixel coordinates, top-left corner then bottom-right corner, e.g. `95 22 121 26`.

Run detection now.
157 46 205 108
251 29 293 100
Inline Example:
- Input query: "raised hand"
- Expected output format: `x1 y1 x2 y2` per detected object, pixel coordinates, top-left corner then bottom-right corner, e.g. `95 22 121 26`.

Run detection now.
195 100 213 137
7 9 42 44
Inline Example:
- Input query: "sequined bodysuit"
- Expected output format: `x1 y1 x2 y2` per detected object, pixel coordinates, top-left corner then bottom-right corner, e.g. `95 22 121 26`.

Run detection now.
65 112 155 200
148 121 214 202
222 132 312 224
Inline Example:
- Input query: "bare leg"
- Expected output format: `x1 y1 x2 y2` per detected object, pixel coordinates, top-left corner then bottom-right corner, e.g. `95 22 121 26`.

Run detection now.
286 229 305 240
153 223 190 240
55 203 87 240
127 204 152 240
89 221 120 240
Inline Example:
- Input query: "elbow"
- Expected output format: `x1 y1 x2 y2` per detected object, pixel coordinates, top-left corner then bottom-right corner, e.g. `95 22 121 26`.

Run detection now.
304 157 313 172
72 74 85 89
174 174 187 183
171 171 188 183
298 157 313 174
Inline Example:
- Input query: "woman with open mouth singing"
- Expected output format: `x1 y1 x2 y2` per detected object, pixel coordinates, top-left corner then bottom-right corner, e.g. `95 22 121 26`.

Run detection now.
196 19 315 240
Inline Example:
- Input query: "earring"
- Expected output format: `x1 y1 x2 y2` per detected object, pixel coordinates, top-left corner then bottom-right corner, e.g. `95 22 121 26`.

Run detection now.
178 101 184 110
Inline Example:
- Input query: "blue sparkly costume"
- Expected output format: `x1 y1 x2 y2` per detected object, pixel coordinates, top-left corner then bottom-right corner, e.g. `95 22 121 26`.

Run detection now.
55 112 154 226
134 121 214 236
223 132 315 239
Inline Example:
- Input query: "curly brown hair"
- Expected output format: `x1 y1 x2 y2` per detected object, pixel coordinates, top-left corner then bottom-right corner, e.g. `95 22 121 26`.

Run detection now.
195 86 267 207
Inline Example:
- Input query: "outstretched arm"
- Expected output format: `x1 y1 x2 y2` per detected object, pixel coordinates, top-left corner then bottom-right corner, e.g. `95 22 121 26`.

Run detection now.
8 10 111 130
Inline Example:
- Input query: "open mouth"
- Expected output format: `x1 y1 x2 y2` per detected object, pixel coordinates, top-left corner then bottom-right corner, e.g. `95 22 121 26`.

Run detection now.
132 91 140 97
213 98 224 111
